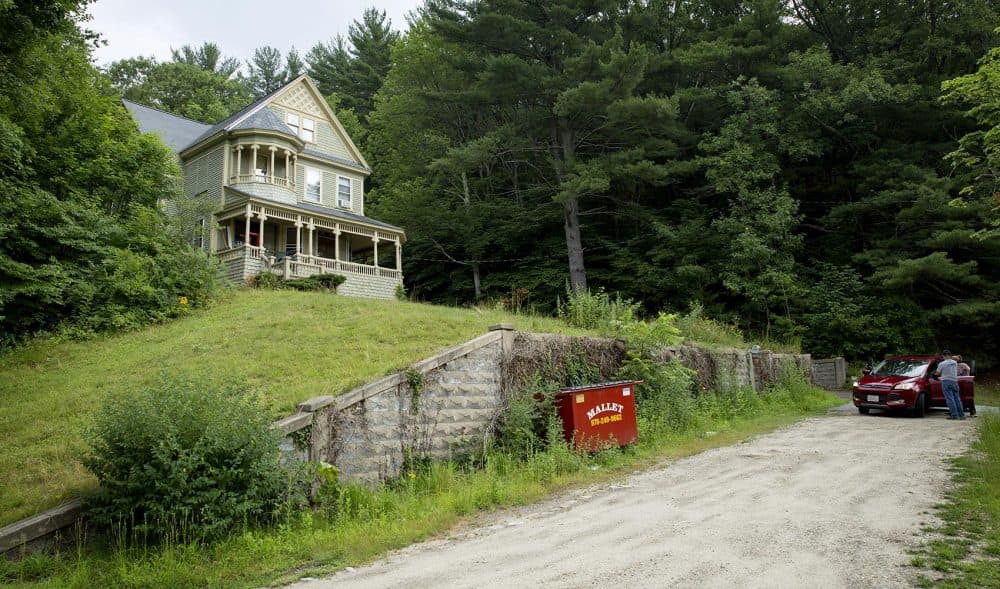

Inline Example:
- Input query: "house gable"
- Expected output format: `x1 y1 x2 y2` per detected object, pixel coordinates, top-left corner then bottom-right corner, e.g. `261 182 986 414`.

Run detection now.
264 76 370 172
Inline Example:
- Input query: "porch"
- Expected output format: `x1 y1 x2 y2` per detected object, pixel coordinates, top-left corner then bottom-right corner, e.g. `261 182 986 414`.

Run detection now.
214 198 404 300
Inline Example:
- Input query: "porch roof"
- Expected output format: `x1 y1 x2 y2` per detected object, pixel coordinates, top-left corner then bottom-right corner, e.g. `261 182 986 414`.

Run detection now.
222 187 405 236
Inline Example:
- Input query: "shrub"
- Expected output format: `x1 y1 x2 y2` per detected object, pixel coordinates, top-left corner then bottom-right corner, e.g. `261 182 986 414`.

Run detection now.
618 353 698 436
253 271 284 290
558 286 641 330
84 377 292 543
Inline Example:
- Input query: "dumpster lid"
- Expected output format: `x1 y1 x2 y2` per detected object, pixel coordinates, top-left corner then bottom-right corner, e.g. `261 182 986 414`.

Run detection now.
558 380 642 393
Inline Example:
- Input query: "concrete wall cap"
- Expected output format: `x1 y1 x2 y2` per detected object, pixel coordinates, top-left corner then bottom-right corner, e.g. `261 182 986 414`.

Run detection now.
272 412 312 435
488 323 515 331
297 395 334 412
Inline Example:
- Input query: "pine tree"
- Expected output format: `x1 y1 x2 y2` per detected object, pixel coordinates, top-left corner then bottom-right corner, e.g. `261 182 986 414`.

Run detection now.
246 46 286 98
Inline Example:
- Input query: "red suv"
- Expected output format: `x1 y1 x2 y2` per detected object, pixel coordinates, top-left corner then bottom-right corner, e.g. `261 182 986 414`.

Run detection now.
852 355 975 417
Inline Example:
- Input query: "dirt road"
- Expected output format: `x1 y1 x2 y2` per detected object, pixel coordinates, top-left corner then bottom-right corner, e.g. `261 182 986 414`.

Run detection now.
294 408 976 589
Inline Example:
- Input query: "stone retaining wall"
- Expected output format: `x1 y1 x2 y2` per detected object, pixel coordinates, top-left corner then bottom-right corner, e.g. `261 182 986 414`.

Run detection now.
1 328 812 557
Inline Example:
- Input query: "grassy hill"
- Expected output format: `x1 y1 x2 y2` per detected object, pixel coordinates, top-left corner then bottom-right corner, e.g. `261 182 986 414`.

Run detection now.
0 290 595 527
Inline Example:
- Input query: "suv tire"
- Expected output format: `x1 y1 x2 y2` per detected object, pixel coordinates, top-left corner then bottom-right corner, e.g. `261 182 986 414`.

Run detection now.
858 406 870 415
913 393 926 418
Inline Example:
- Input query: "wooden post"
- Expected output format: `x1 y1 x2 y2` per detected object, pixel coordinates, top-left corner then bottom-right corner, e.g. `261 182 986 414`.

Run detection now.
395 239 402 271
373 236 379 268
334 226 341 262
244 204 251 247
251 144 259 179
268 146 276 184
295 216 302 255
235 146 243 179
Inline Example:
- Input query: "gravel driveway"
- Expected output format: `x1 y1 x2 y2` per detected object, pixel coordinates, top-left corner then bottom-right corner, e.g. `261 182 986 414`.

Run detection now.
293 407 976 589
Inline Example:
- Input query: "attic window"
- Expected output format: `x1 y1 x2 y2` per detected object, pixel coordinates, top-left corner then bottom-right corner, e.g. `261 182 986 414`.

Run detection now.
286 113 299 134
301 118 315 142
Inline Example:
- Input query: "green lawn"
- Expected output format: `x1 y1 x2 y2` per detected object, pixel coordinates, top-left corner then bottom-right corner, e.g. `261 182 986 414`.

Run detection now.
0 290 594 527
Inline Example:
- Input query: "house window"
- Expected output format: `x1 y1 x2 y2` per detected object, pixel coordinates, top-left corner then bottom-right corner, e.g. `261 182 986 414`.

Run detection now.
305 168 321 201
301 118 315 142
194 218 205 248
286 112 315 142
337 176 351 208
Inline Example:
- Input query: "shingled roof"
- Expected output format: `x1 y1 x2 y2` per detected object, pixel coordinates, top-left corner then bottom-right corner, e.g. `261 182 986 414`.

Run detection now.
123 100 211 152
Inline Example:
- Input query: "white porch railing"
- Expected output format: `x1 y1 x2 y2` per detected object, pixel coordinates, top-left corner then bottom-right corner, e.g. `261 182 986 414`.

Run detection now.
215 247 401 281
288 253 402 280
229 174 295 189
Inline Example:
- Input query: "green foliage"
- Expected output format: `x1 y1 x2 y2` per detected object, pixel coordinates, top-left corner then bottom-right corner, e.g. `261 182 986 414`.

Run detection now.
83 377 292 542
618 354 698 436
912 414 1000 586
254 272 346 292
558 287 641 330
283 274 346 292
307 8 400 123
0 5 222 347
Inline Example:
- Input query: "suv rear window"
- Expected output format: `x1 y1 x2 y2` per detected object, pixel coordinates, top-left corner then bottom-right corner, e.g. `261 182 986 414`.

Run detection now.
871 359 929 378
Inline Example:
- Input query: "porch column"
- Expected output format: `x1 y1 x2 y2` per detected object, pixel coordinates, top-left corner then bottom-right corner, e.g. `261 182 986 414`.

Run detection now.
234 145 243 179
395 239 402 271
258 210 267 252
291 155 298 187
251 144 259 178
244 203 251 247
268 146 276 184
307 220 315 256
334 226 341 262
295 216 303 255
284 150 291 185
372 236 380 268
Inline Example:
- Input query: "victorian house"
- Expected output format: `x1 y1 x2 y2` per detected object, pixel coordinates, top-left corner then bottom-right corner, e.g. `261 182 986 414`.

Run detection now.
124 75 405 299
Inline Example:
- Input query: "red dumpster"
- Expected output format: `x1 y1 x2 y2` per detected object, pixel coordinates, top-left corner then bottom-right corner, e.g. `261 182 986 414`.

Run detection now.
554 381 641 451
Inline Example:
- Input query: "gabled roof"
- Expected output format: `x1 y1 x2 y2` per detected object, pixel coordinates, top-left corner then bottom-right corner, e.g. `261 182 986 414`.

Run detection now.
123 99 211 152
125 76 370 172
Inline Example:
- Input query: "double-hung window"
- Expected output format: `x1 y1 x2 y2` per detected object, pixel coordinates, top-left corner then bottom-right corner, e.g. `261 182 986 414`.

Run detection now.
305 168 321 202
300 118 315 142
285 112 315 142
337 176 352 208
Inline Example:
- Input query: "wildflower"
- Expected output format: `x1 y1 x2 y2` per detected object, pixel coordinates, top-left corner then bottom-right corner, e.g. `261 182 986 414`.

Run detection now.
179 296 189 306
408 472 416 479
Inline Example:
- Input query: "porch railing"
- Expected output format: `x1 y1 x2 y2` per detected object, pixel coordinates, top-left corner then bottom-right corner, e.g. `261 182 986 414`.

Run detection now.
214 247 400 281
229 174 295 189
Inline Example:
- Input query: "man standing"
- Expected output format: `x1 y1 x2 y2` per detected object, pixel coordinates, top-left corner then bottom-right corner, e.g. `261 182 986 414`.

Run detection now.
936 350 965 420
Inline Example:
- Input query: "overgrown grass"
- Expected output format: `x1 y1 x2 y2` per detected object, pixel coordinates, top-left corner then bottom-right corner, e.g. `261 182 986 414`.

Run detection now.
0 290 594 527
674 305 800 353
1 379 841 588
912 414 1000 587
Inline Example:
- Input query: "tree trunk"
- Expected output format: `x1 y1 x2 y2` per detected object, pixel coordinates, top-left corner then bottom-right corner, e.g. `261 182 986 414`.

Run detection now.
472 262 481 300
563 196 587 294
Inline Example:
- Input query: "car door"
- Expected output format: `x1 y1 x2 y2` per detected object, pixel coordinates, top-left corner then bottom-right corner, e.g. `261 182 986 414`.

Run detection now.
926 362 943 403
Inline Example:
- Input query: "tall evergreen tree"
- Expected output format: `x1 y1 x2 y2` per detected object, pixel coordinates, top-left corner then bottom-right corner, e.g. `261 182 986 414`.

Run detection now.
307 8 400 122
424 0 681 294
170 42 241 79
246 46 286 98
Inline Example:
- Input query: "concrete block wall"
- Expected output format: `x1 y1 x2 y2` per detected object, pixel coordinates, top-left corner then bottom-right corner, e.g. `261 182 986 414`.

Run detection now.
336 272 401 300
660 346 812 392
317 332 504 482
812 357 847 390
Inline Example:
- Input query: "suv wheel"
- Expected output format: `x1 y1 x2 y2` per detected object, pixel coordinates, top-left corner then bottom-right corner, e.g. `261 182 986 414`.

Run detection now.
968 400 976 416
858 406 870 415
913 393 926 418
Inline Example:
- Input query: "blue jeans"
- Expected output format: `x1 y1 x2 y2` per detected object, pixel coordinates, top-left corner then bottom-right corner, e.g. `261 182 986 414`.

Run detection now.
942 380 964 418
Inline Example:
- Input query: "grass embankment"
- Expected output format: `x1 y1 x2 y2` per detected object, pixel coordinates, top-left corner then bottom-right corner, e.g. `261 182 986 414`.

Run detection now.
0 290 593 527
913 414 1000 587
2 380 841 588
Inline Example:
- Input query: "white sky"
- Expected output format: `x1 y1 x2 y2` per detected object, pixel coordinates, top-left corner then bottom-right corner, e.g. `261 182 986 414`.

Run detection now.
85 0 423 67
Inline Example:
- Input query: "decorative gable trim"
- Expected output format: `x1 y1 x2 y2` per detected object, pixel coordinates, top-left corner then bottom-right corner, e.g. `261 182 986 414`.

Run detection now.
283 76 371 171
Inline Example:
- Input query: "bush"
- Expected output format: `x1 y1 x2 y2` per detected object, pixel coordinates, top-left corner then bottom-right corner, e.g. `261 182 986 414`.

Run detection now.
618 353 698 436
84 378 292 542
558 286 641 330
255 272 346 292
